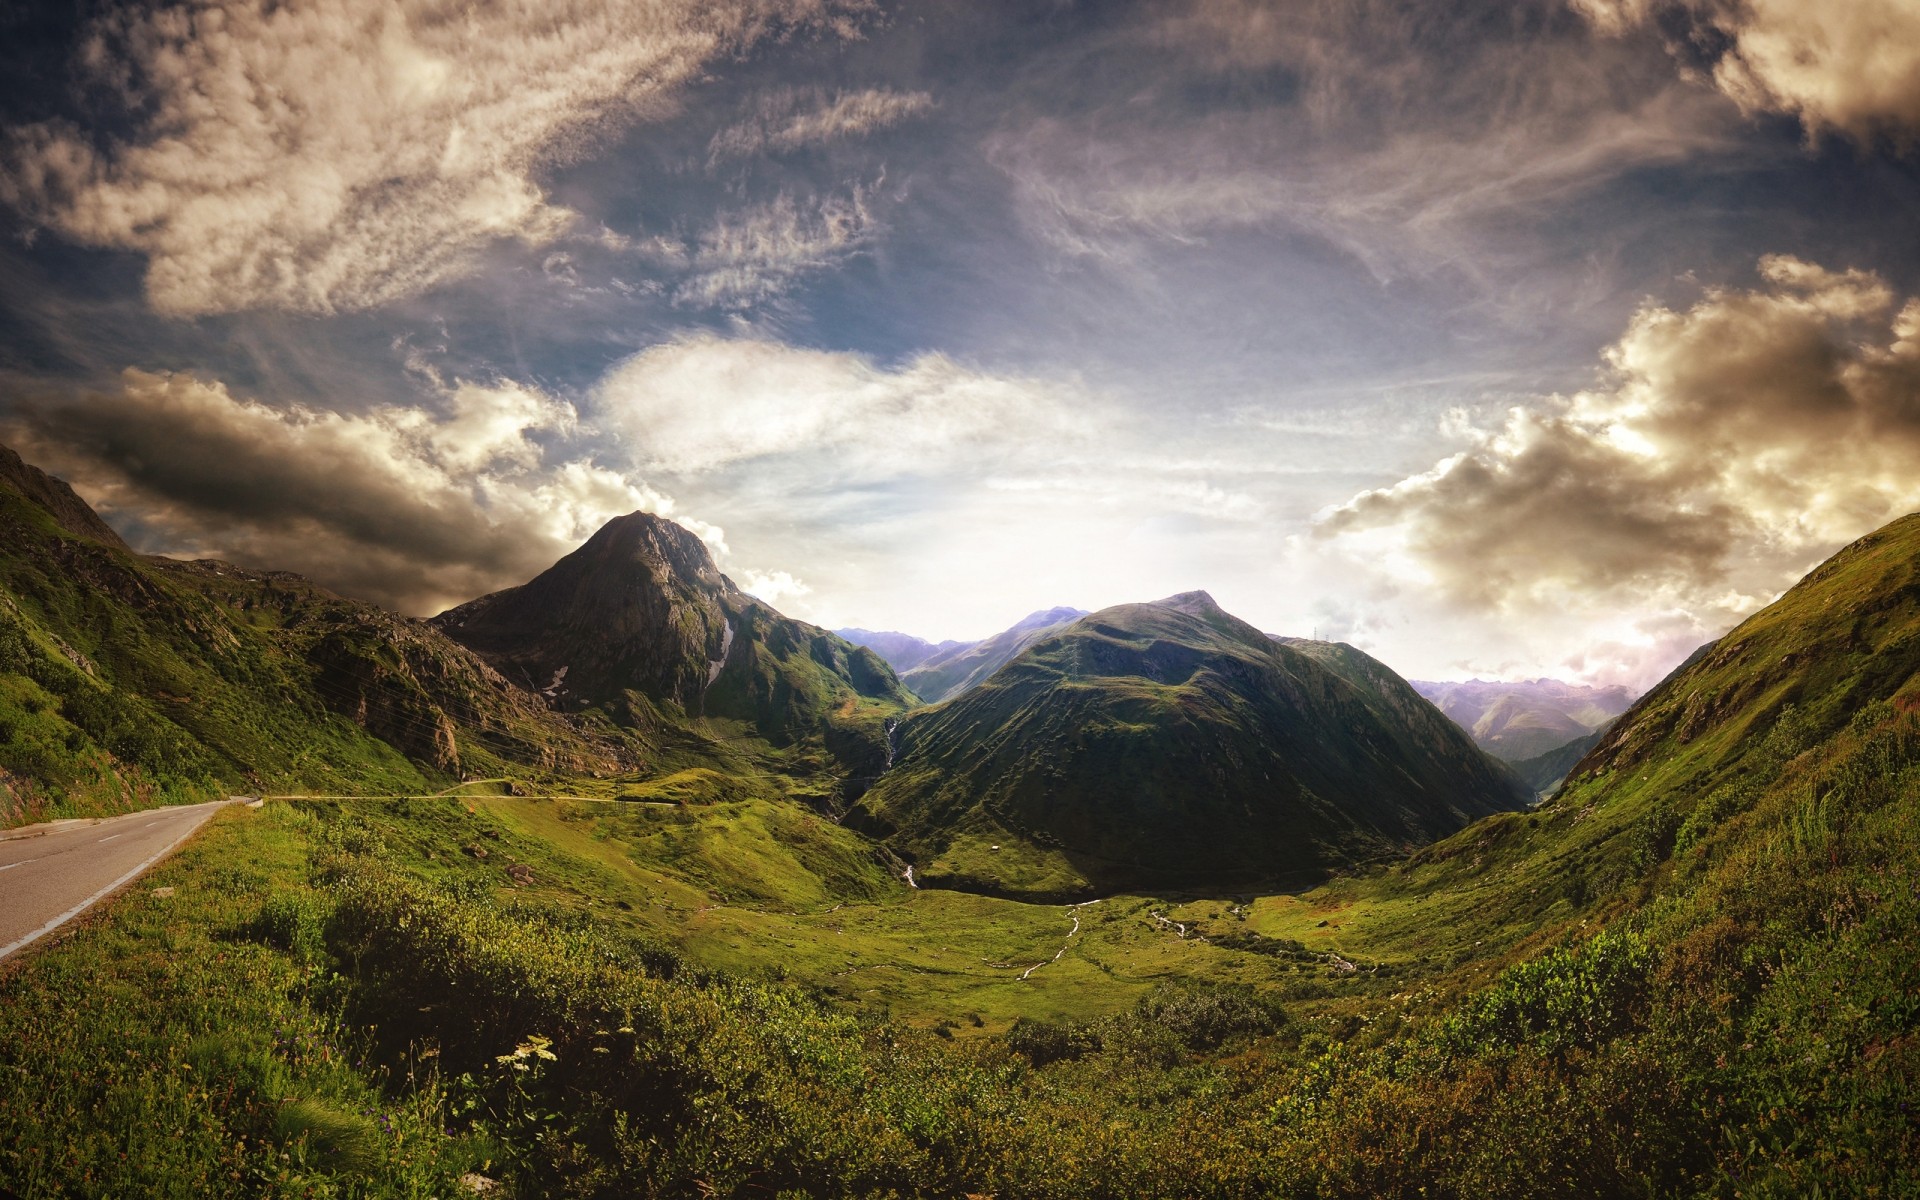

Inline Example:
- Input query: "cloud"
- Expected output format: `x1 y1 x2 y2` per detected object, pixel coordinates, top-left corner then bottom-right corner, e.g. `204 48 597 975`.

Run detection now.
1319 255 1920 627
735 568 812 606
670 187 881 309
990 0 1728 289
594 331 1088 474
0 0 868 316
1574 0 1920 142
707 87 934 165
5 369 691 614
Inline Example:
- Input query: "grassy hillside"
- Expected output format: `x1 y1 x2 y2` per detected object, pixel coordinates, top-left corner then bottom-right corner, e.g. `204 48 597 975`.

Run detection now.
5 484 1919 1197
0 459 636 826
855 593 1525 899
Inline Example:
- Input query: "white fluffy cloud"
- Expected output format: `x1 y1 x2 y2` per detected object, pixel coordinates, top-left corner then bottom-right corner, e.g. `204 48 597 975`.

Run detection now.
1575 0 1920 142
1320 255 1920 636
6 369 693 614
0 0 866 316
595 332 1088 474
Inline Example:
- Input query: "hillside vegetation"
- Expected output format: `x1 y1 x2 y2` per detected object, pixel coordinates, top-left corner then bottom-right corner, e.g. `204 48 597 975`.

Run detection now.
3 459 1918 1198
0 451 635 826
854 592 1526 898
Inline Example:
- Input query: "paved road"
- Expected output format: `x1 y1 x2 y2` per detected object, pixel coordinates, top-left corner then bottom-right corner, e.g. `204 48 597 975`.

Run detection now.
0 801 230 962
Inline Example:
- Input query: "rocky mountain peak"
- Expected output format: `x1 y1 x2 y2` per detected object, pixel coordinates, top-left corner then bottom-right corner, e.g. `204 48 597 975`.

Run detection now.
0 443 131 552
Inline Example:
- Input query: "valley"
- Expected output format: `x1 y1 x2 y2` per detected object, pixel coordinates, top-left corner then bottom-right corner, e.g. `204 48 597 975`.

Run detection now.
0 442 1915 1198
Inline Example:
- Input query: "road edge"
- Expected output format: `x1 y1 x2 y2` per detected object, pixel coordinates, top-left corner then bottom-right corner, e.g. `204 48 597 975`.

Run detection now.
0 803 230 962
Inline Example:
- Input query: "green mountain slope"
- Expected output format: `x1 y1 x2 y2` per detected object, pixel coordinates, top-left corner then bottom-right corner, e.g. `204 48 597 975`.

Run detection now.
853 592 1527 898
896 605 1087 702
433 511 913 785
0 445 632 825
1506 725 1607 795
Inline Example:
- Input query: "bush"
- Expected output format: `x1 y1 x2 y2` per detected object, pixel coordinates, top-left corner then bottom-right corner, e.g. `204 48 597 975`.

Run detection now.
1006 1016 1098 1066
1133 983 1288 1052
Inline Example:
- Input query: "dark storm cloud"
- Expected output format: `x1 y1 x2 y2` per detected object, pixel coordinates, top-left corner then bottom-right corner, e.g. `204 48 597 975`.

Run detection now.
4 369 686 614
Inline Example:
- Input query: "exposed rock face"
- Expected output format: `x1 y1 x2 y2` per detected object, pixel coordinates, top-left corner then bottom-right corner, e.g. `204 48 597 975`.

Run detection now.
434 513 734 711
0 444 131 552
433 512 912 746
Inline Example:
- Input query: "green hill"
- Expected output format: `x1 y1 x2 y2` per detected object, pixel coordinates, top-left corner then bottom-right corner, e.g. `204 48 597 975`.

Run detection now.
852 591 1527 898
0 444 632 825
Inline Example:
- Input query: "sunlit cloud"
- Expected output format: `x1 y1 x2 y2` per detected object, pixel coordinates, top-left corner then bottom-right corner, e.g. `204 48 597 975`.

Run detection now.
1574 0 1920 142
1317 255 1920 681
707 87 934 166
0 0 870 315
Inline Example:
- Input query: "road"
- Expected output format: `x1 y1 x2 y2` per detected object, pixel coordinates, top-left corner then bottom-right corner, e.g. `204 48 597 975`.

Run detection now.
0 801 231 962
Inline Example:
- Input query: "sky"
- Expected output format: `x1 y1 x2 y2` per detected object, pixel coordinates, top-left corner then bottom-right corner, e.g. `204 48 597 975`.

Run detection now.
2 0 1919 689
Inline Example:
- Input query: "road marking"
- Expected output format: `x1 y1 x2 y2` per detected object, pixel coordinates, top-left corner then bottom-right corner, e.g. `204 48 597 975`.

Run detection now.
98 834 121 843
0 862 24 873
0 807 216 962
146 821 159 828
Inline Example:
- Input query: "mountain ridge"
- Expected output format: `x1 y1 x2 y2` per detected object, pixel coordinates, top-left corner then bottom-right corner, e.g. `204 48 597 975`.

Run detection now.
854 592 1527 899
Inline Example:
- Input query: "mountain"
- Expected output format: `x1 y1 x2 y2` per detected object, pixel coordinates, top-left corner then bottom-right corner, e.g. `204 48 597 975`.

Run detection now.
0 444 629 824
433 512 914 772
895 606 1089 703
1507 726 1608 796
851 591 1527 899
833 628 968 674
1409 677 1636 760
1567 515 1920 793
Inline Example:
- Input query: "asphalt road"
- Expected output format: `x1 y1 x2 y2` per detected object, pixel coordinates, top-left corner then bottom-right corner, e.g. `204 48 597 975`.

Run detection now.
0 801 231 962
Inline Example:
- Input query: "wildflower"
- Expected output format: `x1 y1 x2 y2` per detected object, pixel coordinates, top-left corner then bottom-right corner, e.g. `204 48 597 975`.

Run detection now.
494 1035 558 1070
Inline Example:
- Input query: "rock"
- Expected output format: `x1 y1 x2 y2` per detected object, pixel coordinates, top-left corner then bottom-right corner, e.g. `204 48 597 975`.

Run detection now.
506 863 535 886
459 1173 500 1195
464 844 488 860
151 886 175 898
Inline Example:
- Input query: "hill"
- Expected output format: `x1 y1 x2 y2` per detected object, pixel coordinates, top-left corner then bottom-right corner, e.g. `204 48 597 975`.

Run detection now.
893 605 1088 702
852 592 1527 898
433 512 914 788
5 499 1918 1199
1506 725 1608 795
0 444 631 825
1410 676 1635 760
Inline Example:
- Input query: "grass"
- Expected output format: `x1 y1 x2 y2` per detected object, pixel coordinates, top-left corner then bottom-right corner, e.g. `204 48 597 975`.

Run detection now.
6 506 1920 1197
0 804 489 1197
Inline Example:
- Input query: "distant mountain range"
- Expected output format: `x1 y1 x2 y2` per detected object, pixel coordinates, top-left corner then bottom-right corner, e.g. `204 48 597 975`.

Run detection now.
1409 677 1637 762
852 592 1528 899
839 606 1088 703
